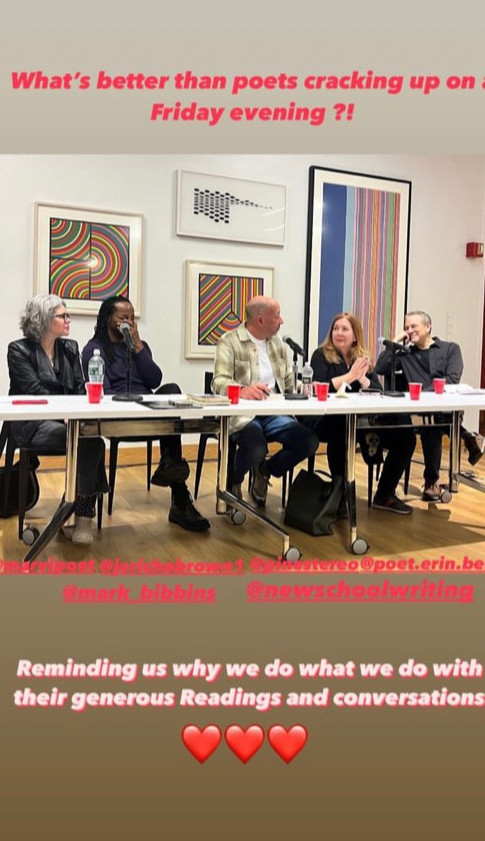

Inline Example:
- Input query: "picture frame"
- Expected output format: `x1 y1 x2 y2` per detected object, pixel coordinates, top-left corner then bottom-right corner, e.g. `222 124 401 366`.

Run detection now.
34 203 144 316
185 259 274 358
176 170 286 246
304 167 411 362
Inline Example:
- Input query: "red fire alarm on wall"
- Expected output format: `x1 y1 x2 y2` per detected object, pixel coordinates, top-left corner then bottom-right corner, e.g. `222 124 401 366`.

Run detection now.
466 242 484 258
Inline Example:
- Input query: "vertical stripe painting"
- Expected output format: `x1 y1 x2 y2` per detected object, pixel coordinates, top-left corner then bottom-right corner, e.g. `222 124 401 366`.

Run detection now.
305 168 411 363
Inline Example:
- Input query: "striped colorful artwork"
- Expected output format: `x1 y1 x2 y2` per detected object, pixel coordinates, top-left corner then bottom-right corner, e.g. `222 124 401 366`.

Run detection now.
198 273 264 345
318 184 401 361
49 218 129 300
305 168 410 365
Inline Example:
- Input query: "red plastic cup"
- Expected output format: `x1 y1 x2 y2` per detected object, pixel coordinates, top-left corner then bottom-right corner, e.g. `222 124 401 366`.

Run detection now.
433 378 446 394
227 384 242 404
408 382 422 400
86 382 103 404
315 382 330 401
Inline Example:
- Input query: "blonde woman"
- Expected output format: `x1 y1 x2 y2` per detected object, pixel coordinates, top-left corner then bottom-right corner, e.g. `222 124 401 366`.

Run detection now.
302 313 415 514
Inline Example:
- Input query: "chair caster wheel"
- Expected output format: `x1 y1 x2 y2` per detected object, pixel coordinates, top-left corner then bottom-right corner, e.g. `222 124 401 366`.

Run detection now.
283 546 301 562
22 526 40 546
229 509 246 525
351 538 369 555
440 487 452 503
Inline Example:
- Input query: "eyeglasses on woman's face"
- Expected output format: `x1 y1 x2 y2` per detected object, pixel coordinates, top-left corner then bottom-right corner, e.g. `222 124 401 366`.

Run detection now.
53 313 71 323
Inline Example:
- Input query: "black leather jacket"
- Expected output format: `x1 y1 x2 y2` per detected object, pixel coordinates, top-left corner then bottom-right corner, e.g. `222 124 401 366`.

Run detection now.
7 338 86 396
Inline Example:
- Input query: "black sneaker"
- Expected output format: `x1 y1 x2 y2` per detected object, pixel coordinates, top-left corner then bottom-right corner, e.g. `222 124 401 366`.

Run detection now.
249 462 270 507
169 493 210 532
151 457 190 486
464 432 485 466
373 494 412 515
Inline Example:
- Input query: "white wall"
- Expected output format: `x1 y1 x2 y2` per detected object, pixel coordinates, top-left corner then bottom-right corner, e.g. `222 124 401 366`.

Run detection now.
1 154 484 424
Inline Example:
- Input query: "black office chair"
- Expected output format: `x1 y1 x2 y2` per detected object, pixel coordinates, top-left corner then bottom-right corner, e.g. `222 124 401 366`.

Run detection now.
106 437 155 515
359 432 411 508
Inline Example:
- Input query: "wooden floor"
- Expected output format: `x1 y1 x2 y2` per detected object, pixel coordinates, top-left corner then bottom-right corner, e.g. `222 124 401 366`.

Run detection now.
1 441 485 566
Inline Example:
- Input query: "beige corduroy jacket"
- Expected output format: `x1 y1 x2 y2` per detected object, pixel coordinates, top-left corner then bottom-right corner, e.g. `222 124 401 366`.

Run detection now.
212 323 293 433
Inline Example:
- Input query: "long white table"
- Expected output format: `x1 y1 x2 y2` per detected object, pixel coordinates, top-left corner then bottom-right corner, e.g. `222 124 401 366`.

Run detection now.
1 389 484 561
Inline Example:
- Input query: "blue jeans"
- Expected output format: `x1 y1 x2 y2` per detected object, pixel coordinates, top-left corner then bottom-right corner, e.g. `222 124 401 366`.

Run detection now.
230 415 318 485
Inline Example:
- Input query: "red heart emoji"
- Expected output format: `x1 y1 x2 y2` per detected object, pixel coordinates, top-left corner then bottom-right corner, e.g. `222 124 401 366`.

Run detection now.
225 725 265 763
267 725 308 763
181 725 222 763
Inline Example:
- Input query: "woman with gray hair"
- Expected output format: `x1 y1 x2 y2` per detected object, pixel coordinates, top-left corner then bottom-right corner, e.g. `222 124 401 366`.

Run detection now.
7 294 108 544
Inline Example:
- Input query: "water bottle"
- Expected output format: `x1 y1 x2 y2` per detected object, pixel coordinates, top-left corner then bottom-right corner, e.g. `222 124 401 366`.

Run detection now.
301 361 313 398
87 349 104 383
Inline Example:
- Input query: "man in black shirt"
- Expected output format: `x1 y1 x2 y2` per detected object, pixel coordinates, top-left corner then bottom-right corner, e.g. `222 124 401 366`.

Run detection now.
376 310 483 500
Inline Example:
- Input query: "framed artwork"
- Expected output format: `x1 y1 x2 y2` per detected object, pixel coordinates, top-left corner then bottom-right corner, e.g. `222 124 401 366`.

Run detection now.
304 167 411 362
185 259 274 358
176 170 286 246
34 203 143 316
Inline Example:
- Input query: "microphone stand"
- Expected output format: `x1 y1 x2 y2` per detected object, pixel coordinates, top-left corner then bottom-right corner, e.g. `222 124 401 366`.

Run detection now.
285 349 305 400
383 346 406 398
112 343 144 403
291 349 299 395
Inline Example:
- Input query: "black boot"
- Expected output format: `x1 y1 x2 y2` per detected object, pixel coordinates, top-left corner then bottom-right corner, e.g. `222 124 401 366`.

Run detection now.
169 485 210 532
462 430 485 466
151 455 190 486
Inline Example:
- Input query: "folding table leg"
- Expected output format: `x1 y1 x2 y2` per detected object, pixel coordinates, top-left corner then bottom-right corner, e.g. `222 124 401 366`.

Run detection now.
22 419 79 563
346 414 369 555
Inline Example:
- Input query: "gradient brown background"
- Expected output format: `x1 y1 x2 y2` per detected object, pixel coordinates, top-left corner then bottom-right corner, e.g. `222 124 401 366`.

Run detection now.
1 573 484 839
2 3 485 153
1 2 485 839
